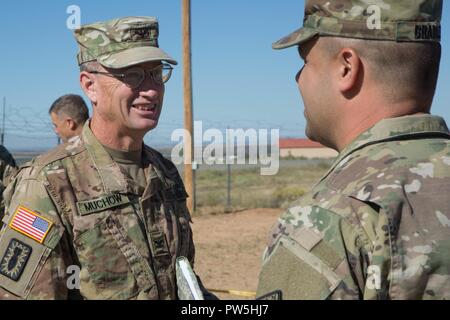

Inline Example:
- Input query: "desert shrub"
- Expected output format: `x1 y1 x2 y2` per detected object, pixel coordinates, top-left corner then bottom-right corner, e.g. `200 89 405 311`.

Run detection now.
273 186 306 208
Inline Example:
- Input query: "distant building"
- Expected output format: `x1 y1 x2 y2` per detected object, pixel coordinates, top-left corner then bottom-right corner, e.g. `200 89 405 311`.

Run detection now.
280 138 338 159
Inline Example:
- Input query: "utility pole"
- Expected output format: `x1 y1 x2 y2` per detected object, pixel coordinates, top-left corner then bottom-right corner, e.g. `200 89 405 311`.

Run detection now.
182 0 195 213
1 97 5 145
226 160 231 212
225 126 232 213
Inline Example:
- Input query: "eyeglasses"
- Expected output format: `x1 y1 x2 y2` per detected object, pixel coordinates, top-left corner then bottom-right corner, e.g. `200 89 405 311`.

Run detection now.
88 63 173 88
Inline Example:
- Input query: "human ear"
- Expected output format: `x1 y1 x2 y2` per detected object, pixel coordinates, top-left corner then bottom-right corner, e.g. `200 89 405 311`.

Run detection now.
67 118 77 131
337 48 361 93
80 72 97 104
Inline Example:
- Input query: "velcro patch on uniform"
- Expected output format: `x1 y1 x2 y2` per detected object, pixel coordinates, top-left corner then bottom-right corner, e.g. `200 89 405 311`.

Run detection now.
292 227 323 251
9 206 53 244
257 237 342 300
257 290 283 300
0 239 32 281
149 230 170 257
76 194 130 215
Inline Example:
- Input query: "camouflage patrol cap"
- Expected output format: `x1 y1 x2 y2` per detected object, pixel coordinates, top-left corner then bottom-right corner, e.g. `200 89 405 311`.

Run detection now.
74 16 177 68
273 0 442 49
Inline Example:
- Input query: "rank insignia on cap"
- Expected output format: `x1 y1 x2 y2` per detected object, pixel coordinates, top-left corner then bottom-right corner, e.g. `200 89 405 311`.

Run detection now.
0 239 32 281
129 27 152 41
9 206 53 244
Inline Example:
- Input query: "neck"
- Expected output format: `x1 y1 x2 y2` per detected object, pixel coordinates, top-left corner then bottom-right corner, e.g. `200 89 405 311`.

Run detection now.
90 117 144 152
335 99 428 152
73 127 83 139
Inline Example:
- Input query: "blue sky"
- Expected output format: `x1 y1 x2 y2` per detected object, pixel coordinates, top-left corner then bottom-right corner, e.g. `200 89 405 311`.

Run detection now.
0 1 449 151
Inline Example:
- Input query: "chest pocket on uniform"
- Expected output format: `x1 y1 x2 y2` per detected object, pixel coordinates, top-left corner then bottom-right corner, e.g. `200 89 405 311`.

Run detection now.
74 209 157 300
140 175 193 300
158 182 193 260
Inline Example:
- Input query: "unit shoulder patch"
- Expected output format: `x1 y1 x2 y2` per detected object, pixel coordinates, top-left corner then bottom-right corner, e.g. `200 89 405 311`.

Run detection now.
0 239 32 282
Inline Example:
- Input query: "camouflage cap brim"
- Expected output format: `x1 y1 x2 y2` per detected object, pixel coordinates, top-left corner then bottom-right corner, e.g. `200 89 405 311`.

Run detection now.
97 46 178 69
272 27 319 50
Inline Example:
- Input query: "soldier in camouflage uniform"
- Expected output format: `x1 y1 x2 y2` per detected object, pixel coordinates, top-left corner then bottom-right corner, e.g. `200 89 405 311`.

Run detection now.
257 0 450 300
0 17 213 300
0 146 18 216
0 146 17 192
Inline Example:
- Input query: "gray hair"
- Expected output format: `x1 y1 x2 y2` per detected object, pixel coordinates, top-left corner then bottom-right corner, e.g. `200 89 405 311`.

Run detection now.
49 94 89 125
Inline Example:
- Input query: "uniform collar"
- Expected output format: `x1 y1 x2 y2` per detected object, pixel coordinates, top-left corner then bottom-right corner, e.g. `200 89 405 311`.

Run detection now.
320 114 450 184
81 121 129 194
80 121 172 197
67 135 80 144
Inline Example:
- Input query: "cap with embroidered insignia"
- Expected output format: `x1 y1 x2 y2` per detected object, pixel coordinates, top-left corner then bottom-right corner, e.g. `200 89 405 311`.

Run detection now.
74 16 178 68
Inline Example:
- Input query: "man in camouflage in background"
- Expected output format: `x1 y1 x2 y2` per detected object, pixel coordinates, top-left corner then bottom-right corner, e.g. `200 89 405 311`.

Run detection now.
0 17 212 300
0 146 17 216
49 94 90 143
257 0 450 300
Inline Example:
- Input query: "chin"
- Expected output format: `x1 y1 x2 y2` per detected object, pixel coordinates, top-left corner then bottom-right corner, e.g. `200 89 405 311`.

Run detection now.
132 120 159 133
305 126 319 143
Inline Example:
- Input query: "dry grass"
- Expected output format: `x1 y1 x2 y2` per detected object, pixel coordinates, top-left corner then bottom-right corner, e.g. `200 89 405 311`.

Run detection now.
194 161 332 216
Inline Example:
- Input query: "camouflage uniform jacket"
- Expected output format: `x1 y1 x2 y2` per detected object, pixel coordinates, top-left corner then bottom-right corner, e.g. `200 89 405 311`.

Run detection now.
0 146 18 216
0 146 18 188
257 115 450 300
0 123 196 300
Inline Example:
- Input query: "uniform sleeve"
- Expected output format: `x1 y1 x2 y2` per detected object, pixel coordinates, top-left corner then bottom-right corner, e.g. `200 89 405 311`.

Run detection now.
2 164 18 190
0 166 74 300
0 149 18 188
0 156 19 219
257 204 374 300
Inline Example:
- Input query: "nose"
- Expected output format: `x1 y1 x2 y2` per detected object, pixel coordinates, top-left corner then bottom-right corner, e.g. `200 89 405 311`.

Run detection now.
137 73 162 98
139 85 161 99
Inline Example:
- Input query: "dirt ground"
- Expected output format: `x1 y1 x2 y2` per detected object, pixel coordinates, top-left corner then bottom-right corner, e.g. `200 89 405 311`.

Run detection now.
191 208 283 300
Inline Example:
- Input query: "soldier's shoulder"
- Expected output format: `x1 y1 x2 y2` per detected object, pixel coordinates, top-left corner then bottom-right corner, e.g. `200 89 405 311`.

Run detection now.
327 137 450 203
0 145 15 165
0 145 13 157
276 138 443 221
20 138 86 178
275 137 450 232
37 138 84 165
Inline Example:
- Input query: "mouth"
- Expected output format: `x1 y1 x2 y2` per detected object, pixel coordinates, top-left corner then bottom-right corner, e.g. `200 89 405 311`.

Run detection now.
132 103 159 112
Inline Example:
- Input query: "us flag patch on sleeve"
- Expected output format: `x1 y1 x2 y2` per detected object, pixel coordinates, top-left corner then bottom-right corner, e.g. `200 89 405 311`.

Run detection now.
9 206 53 244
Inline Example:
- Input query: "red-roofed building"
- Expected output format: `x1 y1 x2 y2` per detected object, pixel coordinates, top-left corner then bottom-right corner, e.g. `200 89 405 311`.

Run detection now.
279 138 338 159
